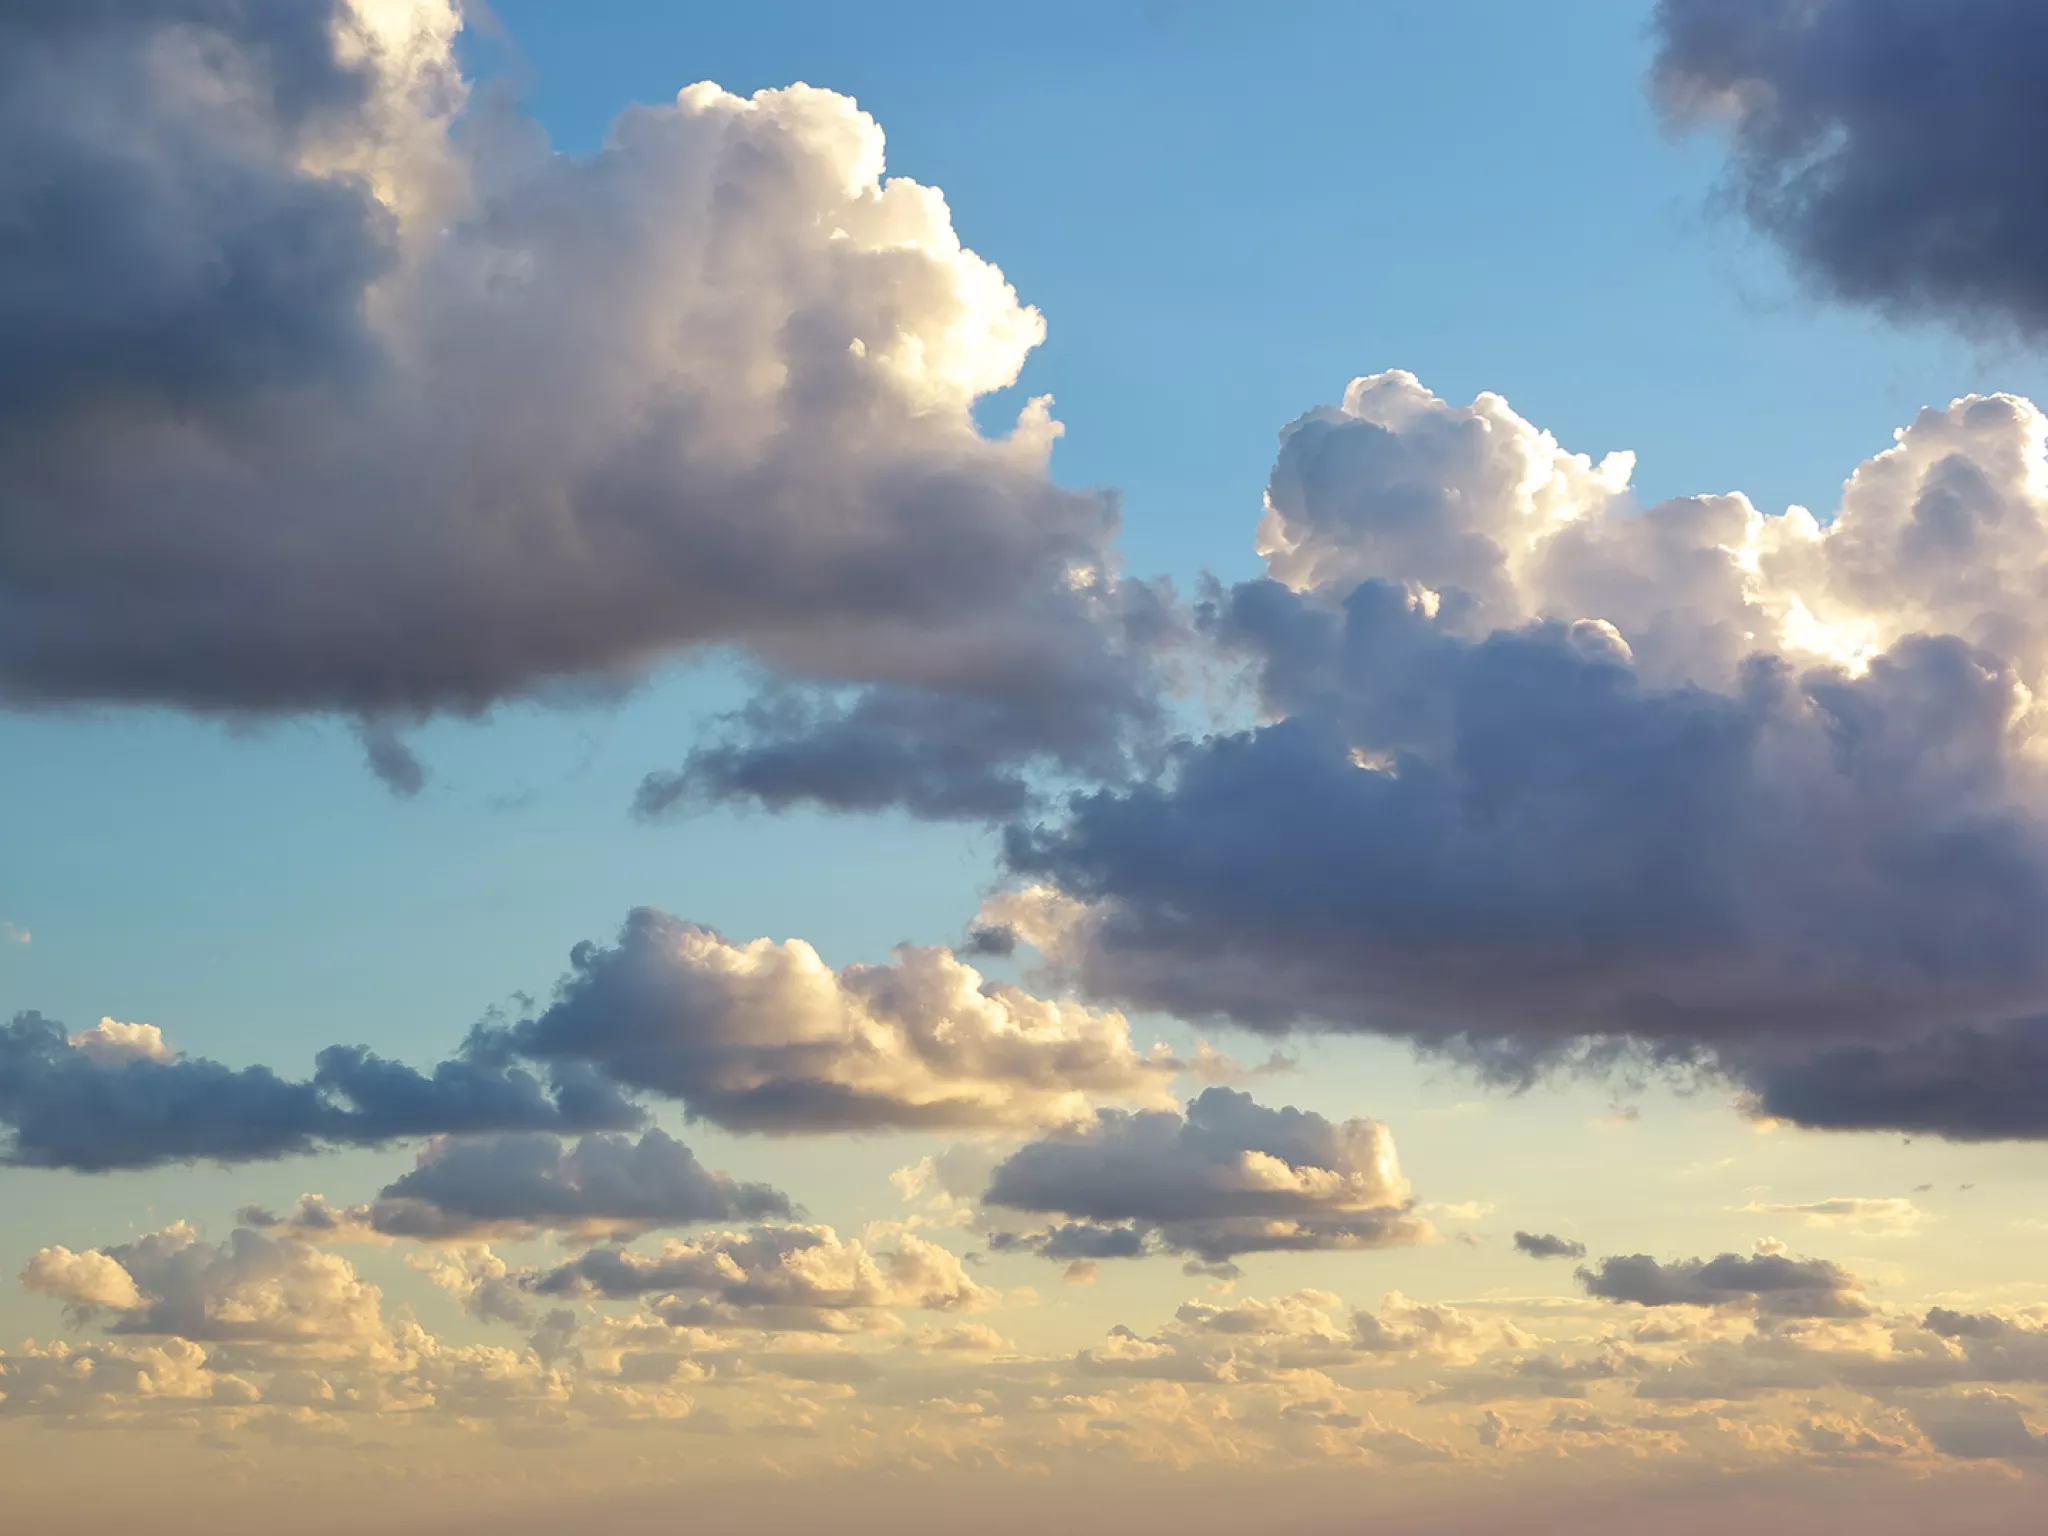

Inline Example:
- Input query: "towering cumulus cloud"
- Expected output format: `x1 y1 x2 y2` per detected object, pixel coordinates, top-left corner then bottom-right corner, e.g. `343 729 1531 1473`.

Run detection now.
1653 0 2048 338
990 370 2048 1140
0 0 1164 805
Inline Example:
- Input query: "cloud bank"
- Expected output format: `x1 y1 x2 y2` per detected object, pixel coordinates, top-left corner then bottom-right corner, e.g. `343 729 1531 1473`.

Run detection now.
244 1129 792 1242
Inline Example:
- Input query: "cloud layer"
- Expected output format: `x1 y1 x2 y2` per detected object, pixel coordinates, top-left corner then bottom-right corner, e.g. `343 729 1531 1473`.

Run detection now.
502 908 1178 1134
244 1129 792 1242
0 1011 641 1170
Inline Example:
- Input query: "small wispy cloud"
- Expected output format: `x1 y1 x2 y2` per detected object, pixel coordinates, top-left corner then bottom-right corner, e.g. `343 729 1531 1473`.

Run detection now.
1423 1200 1497 1223
2 921 28 947
1737 1196 1927 1236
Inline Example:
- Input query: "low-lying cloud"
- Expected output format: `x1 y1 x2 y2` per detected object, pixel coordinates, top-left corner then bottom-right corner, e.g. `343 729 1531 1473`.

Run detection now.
1654 0 2048 341
982 1087 1432 1268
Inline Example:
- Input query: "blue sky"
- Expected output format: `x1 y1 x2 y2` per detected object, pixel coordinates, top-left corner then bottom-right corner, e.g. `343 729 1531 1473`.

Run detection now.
11 3 2048 1530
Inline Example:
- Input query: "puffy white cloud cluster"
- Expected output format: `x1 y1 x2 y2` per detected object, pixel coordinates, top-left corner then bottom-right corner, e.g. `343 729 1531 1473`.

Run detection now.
996 371 2048 1138
504 908 1180 1133
22 1224 393 1360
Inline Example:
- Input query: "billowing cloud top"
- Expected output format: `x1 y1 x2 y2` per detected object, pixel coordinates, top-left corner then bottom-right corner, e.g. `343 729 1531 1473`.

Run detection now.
0 0 1167 807
991 370 2048 1139
1654 0 2048 339
504 908 1179 1133
983 1087 1431 1266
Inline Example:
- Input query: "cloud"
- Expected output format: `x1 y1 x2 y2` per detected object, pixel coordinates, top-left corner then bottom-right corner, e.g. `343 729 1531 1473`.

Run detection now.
247 1129 792 1242
1513 1232 1588 1261
1908 1392 2048 1462
22 1224 392 1357
501 908 1177 1134
1653 0 2048 340
2 923 28 947
20 1246 144 1312
62 1018 175 1066
991 370 2048 1140
371 1129 789 1239
0 1011 642 1170
1576 1251 1870 1319
0 1 1167 812
982 1087 1433 1266
535 1226 994 1328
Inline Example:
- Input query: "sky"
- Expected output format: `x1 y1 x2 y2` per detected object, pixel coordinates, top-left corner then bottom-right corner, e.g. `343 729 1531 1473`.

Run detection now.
8 2 2048 1531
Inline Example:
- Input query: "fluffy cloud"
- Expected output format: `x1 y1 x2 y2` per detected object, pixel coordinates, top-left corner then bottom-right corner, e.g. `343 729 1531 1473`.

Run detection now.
0 1011 641 1169
1654 0 2048 339
1513 1232 1587 1261
535 1226 994 1329
20 1246 145 1312
991 371 2048 1140
0 1 1166 809
502 908 1177 1134
22 1224 392 1357
1577 1251 1870 1319
982 1088 1431 1267
246 1129 791 1242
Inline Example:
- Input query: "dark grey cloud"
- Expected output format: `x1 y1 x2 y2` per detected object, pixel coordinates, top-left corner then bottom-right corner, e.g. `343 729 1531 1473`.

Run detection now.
1909 1394 2048 1461
638 584 1178 824
0 1011 641 1171
1513 1231 1587 1261
245 1129 791 1242
989 1222 1150 1263
1577 1251 1870 1319
1654 0 2048 338
0 1 1169 814
0 0 393 415
1746 1018 2048 1140
1006 589 2048 1054
365 1129 790 1239
980 1087 1431 1266
988 371 2048 1141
